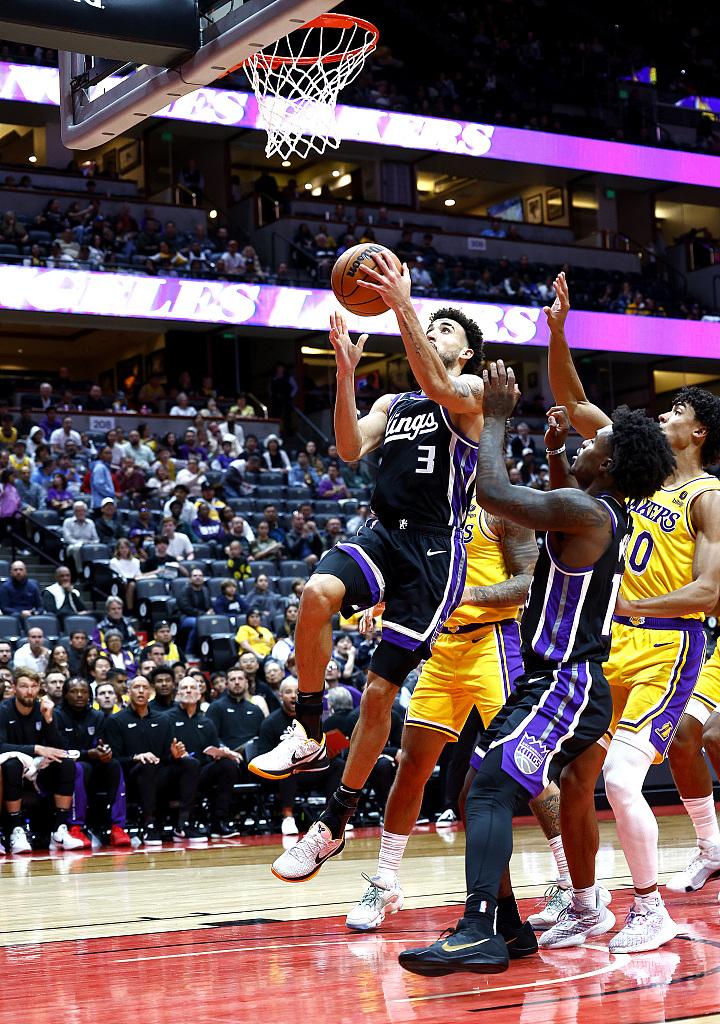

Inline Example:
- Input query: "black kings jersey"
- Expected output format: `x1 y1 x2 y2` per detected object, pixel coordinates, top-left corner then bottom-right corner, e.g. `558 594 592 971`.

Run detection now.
521 494 631 665
372 391 478 529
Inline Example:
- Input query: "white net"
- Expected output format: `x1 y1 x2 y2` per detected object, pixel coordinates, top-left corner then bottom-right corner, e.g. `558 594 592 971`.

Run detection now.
244 18 377 161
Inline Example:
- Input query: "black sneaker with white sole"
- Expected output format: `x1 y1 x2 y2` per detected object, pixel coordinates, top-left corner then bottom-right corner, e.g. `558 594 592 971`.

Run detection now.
142 825 163 846
210 821 241 839
173 825 209 843
499 919 539 959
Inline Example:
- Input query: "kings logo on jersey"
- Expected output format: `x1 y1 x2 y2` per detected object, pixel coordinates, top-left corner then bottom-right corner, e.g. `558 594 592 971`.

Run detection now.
514 732 550 775
384 410 439 443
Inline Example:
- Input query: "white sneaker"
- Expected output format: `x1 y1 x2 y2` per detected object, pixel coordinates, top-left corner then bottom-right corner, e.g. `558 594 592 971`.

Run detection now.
271 821 345 882
50 824 86 851
281 816 299 836
346 874 404 931
249 720 328 780
666 840 720 893
609 897 678 953
9 825 32 854
529 881 611 930
435 809 459 827
539 894 615 949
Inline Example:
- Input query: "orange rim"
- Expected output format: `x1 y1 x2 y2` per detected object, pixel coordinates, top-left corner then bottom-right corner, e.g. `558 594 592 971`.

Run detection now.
242 13 379 70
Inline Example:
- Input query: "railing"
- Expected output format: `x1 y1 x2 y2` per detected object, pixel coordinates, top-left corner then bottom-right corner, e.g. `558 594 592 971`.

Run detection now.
687 240 720 273
270 231 320 277
247 392 268 418
587 230 687 293
292 406 329 445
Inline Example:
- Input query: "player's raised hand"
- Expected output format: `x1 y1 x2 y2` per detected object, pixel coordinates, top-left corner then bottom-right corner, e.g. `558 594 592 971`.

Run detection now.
481 360 521 419
545 405 571 450
329 311 368 375
355 251 411 308
543 271 570 330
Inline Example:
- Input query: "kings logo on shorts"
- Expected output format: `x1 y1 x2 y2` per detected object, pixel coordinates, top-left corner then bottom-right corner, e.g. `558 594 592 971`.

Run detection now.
514 732 549 775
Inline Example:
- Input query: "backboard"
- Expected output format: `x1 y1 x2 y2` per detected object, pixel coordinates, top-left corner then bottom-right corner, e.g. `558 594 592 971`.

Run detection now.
58 0 339 149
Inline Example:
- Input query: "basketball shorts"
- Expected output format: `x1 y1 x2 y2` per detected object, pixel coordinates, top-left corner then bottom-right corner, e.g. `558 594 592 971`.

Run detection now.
317 515 466 653
406 619 523 740
601 616 707 762
685 644 720 726
470 657 612 801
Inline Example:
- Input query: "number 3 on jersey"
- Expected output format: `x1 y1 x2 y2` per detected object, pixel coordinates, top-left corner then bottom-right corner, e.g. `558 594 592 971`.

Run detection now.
416 445 436 474
627 530 654 575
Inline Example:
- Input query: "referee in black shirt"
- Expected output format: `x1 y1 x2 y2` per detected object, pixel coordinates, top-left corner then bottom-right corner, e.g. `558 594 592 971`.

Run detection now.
104 675 204 844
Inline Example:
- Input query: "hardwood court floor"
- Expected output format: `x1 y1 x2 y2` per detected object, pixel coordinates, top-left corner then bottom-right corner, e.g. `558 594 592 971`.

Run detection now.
1 813 720 1024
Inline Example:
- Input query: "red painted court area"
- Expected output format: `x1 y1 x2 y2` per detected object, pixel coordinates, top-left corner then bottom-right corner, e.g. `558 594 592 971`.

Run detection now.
3 889 720 1024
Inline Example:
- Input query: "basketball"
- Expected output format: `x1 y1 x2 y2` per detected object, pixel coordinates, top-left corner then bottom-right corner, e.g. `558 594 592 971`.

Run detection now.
331 243 403 317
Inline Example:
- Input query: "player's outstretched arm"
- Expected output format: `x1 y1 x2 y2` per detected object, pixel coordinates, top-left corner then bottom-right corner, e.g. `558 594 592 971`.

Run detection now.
356 252 484 414
477 361 611 535
545 405 580 490
462 516 538 608
546 272 611 437
329 312 392 460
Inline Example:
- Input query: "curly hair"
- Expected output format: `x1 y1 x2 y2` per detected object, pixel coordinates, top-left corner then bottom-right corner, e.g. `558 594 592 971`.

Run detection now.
428 307 484 375
609 405 676 501
674 386 720 467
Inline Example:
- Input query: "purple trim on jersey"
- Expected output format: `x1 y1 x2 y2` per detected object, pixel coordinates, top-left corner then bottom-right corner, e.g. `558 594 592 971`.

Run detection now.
497 661 593 800
428 529 468 649
382 626 421 651
439 406 479 449
333 543 383 606
534 567 591 661
595 496 618 531
449 441 478 528
618 628 706 758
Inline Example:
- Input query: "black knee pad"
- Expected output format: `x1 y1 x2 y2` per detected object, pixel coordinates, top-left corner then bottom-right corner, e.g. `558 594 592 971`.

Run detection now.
369 639 424 688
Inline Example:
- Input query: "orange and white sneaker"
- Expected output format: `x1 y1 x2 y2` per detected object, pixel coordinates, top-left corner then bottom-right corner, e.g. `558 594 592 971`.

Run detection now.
271 821 345 882
249 720 328 780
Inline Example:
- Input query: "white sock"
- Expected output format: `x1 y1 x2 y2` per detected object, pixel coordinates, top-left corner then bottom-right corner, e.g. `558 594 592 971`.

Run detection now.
635 887 661 906
574 884 597 910
548 835 570 885
682 795 720 846
376 830 409 887
603 740 658 891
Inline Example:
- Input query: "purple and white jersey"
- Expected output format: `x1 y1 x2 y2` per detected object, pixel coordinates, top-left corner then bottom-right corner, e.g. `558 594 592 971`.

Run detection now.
372 391 478 528
521 494 631 665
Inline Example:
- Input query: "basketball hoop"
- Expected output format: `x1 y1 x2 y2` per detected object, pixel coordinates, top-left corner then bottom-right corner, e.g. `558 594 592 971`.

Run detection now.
240 14 379 161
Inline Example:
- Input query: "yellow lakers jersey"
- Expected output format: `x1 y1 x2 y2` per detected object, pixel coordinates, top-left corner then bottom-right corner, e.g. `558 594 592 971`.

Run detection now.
445 502 517 628
622 475 720 619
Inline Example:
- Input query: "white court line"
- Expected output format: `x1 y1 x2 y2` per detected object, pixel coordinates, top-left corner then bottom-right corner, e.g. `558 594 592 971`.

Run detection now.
115 938 356 963
401 945 630 1003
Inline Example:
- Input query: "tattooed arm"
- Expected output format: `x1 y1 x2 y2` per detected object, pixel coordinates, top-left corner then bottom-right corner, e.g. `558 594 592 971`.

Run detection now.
478 361 612 537
462 515 538 608
355 252 485 414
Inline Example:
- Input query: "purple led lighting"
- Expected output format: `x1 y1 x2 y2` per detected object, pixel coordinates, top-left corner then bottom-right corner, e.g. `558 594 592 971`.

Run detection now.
0 265 715 358
1 61 719 186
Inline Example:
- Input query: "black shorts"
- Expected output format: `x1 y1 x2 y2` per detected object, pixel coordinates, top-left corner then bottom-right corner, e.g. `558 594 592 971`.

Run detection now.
470 657 613 800
317 516 466 652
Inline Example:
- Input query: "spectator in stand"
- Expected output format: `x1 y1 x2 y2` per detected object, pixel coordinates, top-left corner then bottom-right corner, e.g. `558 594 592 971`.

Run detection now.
169 392 198 417
318 462 351 500
225 540 251 582
250 520 283 563
90 446 117 509
0 467 21 542
224 514 254 551
507 422 536 460
117 456 146 500
205 665 264 755
192 502 224 545
225 453 262 497
178 159 205 199
14 464 45 513
211 437 236 472
481 218 507 239
409 255 434 295
0 211 28 248
262 504 285 547
147 464 174 499
43 565 89 625
14 627 52 675
284 577 306 611
93 596 141 657
243 573 279 626
0 667 80 853
321 516 348 552
102 630 138 678
164 484 196 525
0 413 17 446
37 198 64 235
269 365 297 435
262 434 291 476
235 393 255 418
176 456 205 498
46 472 74 512
16 407 37 440
122 429 154 469
241 245 267 282
218 239 245 277
340 459 372 491
256 678 343 836
179 428 208 463
31 456 57 491
214 578 245 626
177 567 212 655
7 441 29 474
323 659 362 709
104 675 205 844
284 510 322 566
142 534 188 578
345 501 370 536
92 496 119 544
66 629 89 677
54 677 131 848
236 608 275 659
0 560 42 619
305 440 324 475
288 450 320 492
517 448 544 486
134 219 162 260
39 406 60 441
161 515 195 560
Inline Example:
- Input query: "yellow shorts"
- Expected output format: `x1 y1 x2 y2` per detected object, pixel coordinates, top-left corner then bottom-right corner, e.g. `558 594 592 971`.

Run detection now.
406 620 522 740
685 644 720 726
601 619 707 761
